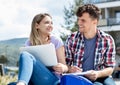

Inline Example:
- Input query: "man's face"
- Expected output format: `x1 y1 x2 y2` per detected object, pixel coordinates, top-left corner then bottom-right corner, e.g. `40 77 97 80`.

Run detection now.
77 12 97 33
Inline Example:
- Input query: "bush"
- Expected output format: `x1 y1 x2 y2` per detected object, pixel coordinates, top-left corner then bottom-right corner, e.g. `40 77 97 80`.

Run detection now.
0 75 17 85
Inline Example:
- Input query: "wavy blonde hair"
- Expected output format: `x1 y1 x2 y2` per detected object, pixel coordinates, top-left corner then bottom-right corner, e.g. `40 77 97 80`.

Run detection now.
30 13 51 45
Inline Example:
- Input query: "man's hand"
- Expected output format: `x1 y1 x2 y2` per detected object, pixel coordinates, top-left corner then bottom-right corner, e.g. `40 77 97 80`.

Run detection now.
84 70 98 81
85 67 114 81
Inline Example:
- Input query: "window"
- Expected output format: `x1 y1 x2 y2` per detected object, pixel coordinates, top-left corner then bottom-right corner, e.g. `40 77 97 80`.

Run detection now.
116 11 120 23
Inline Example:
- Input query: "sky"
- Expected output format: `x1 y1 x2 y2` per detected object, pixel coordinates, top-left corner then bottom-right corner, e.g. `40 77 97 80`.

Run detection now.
0 0 73 41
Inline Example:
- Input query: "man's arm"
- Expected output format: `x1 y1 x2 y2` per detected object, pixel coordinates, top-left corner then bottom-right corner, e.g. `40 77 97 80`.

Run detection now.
85 67 114 81
97 67 114 78
65 35 74 66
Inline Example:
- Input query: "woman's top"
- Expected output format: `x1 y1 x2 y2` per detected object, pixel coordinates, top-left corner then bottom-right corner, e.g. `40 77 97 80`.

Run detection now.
25 35 64 50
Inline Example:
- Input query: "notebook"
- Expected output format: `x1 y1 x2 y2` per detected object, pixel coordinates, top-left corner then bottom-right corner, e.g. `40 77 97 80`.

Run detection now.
62 71 91 76
20 43 58 66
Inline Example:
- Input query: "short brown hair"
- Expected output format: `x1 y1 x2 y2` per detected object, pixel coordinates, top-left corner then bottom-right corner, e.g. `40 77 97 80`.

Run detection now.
76 4 101 20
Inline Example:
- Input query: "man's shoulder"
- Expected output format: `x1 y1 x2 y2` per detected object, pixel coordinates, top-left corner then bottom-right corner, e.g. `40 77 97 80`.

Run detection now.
98 30 114 41
68 31 80 38
98 30 112 38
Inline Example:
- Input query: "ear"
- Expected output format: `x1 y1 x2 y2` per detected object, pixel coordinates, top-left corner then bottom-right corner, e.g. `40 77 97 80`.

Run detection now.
93 19 98 25
35 23 39 29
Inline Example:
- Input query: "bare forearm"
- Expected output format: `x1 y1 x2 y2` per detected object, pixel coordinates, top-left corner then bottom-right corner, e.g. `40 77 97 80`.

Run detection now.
97 67 114 78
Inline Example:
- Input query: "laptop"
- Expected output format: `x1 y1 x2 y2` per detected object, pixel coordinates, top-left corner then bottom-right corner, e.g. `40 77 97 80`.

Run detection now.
20 43 58 66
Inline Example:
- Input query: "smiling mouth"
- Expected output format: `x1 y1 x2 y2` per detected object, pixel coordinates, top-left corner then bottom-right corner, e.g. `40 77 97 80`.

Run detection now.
79 26 84 28
47 28 52 31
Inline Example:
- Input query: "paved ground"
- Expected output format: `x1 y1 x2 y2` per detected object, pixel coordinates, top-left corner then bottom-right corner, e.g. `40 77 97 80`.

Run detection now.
114 79 120 85
114 55 120 85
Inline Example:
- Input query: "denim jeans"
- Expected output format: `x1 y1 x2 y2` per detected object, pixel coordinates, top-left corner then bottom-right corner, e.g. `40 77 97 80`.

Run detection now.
8 51 59 85
93 76 116 85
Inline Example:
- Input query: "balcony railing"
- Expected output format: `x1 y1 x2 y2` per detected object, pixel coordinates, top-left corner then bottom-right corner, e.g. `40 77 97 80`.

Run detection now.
84 0 120 4
98 18 120 26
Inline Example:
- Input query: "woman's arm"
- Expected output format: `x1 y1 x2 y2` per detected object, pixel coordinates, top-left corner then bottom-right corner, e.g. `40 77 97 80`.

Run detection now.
53 46 68 74
56 46 66 64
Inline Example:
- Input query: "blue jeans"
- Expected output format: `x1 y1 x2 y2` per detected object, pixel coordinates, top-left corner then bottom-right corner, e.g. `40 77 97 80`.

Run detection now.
93 76 116 85
8 51 59 85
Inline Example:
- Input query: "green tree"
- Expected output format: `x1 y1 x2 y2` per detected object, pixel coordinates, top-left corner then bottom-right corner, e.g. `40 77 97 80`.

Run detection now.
60 0 84 41
0 55 8 64
63 0 84 32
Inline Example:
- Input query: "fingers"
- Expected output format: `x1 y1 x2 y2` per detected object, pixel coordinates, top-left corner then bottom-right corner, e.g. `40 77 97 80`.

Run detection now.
53 63 65 74
69 66 82 73
85 70 98 81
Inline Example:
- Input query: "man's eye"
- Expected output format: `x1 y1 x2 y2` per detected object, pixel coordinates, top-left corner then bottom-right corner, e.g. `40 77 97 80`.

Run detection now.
81 19 85 22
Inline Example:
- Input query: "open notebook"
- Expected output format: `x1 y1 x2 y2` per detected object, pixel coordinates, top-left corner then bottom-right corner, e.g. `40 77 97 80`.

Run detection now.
62 71 91 76
20 43 58 66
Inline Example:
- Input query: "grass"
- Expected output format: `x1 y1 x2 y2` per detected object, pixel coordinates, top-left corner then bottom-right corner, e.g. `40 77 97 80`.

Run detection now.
0 75 17 85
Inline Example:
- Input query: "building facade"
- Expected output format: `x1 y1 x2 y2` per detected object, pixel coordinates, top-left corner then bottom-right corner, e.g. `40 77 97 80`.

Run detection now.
85 0 120 47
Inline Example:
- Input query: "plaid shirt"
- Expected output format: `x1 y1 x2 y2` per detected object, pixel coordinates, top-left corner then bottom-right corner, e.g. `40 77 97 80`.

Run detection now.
65 30 116 70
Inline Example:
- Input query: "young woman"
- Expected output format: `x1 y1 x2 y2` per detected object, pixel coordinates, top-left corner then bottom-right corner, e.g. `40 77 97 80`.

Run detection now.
8 13 68 85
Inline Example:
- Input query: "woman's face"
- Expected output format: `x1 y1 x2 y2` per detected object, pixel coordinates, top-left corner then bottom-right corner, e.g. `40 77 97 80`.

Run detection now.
36 16 53 35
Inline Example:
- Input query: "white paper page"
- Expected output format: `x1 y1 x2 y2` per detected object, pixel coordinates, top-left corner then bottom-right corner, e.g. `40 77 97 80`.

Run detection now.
62 71 91 76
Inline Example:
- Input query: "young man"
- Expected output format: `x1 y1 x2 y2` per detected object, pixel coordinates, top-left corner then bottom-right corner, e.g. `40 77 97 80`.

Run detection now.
65 4 116 85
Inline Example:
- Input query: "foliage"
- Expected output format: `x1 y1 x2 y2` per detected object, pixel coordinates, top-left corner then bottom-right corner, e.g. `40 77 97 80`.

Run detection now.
0 55 8 64
60 0 84 41
0 38 27 66
0 75 17 85
63 0 84 32
60 33 69 42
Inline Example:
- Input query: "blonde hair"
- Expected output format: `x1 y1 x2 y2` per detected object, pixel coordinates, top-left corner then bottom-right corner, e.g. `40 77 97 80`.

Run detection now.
30 13 51 45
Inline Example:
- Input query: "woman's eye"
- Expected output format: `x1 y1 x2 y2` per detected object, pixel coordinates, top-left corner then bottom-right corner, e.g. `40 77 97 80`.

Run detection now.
45 21 53 24
45 21 49 24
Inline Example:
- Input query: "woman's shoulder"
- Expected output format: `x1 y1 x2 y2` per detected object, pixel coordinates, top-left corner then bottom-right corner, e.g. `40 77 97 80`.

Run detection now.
24 39 31 46
50 34 64 49
50 34 62 42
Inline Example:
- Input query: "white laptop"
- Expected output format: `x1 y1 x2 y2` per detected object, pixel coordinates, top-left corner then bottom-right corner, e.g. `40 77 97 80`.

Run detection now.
20 43 58 66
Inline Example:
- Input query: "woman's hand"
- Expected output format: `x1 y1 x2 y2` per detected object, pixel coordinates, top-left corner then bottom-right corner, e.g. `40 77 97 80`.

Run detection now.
52 63 68 74
68 66 82 73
